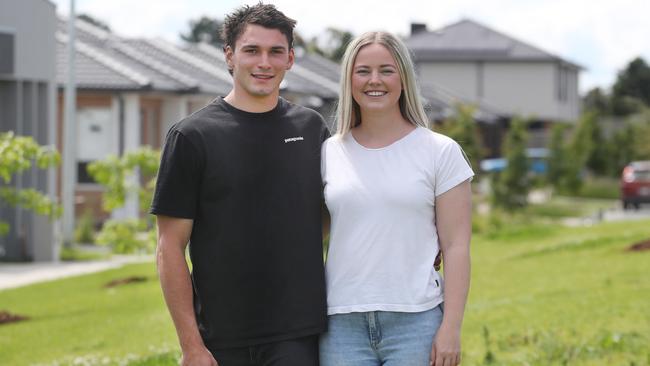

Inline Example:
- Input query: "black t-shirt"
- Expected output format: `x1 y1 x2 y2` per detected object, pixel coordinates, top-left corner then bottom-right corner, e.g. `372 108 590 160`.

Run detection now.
150 97 329 350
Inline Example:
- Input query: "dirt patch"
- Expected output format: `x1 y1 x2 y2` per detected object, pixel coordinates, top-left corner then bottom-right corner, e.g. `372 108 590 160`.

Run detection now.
0 310 29 325
104 276 148 288
627 239 650 252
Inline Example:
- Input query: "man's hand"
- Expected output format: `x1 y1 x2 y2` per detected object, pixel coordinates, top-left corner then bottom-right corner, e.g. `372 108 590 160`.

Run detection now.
430 324 461 366
181 345 218 366
433 251 442 271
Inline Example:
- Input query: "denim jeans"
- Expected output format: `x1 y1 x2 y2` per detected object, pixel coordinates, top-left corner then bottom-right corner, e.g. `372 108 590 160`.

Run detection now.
319 305 444 366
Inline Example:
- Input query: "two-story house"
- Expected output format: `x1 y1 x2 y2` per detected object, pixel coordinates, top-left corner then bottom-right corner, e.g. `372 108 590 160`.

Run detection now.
406 19 582 153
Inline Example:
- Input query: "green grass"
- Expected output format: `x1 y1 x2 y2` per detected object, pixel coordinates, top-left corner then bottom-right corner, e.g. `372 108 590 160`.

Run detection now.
464 218 650 365
59 246 111 261
1 219 649 365
0 263 178 366
574 177 621 200
525 195 617 218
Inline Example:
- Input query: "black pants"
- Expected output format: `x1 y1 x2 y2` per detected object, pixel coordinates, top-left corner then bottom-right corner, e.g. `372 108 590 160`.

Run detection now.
211 335 319 366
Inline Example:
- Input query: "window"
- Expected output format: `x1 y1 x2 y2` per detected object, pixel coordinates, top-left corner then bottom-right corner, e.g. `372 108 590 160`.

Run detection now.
77 162 96 184
0 31 14 75
557 65 569 103
77 107 113 183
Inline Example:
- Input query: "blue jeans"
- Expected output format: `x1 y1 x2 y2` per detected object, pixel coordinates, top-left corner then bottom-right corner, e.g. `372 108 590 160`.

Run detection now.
319 305 444 366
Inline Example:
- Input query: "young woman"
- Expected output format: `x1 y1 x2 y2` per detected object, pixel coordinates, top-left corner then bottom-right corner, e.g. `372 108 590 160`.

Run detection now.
320 32 474 366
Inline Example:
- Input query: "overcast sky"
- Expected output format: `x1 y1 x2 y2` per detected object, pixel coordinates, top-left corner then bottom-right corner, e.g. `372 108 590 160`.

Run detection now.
50 0 650 94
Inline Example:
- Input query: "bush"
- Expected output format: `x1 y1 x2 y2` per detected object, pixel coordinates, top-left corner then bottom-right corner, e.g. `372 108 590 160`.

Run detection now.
95 219 155 254
0 132 61 235
491 117 530 210
88 147 160 254
74 210 96 244
576 177 620 200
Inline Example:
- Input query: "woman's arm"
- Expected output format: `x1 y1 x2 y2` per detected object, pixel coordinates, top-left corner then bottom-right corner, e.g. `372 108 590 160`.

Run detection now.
430 179 472 366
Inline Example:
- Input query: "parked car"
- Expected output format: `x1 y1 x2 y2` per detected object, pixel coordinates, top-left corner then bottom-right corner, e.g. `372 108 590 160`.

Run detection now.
621 161 650 209
480 148 549 174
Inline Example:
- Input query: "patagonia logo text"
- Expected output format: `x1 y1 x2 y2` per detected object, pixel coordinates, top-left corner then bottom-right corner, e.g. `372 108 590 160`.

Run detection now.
284 136 304 143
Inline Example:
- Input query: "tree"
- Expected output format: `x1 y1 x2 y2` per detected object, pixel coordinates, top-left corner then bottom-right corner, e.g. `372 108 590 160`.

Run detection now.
321 27 354 62
437 104 483 174
611 57 650 115
546 123 568 190
613 57 650 104
582 87 609 115
562 111 600 193
180 16 224 47
491 117 529 210
632 111 650 160
0 132 61 236
585 117 608 175
606 123 636 177
87 147 160 253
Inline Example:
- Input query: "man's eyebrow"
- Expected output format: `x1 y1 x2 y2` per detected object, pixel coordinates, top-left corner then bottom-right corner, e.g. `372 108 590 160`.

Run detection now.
239 44 287 51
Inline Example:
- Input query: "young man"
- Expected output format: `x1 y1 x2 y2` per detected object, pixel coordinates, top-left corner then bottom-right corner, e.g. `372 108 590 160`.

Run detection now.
151 4 329 366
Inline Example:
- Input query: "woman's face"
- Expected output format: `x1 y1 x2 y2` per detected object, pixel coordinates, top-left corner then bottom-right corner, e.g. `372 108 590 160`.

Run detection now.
351 43 403 115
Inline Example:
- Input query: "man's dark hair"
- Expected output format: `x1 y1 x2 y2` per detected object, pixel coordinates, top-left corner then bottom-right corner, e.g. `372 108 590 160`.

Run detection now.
221 2 296 51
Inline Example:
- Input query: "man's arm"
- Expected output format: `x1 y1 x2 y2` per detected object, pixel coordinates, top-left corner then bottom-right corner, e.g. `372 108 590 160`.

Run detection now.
156 215 217 366
430 180 472 366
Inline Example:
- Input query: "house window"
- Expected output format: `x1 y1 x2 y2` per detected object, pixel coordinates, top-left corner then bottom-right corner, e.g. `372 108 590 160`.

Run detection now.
77 162 96 184
77 107 113 183
557 65 569 103
0 31 14 75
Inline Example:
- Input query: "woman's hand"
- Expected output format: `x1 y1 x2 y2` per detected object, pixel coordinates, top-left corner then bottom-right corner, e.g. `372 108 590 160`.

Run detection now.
430 324 461 366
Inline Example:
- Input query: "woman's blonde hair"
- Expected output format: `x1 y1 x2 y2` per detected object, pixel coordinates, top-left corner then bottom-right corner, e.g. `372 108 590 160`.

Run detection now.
335 31 430 135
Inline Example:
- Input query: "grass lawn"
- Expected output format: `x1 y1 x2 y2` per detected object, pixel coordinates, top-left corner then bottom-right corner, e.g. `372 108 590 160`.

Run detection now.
1 218 649 365
464 218 650 365
0 263 178 366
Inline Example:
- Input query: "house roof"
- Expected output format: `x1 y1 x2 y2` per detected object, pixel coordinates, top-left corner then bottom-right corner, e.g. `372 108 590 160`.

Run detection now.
419 82 504 123
56 33 151 91
55 16 503 121
57 17 199 92
406 19 582 69
56 16 339 98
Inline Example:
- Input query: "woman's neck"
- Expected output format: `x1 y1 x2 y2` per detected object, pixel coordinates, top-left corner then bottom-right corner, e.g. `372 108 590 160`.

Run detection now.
353 109 416 148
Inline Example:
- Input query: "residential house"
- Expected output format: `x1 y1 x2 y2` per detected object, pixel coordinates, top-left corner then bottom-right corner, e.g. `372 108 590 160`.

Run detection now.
0 0 58 261
406 19 582 154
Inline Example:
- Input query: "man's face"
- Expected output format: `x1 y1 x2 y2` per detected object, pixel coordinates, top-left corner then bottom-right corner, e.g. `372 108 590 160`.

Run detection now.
225 24 294 99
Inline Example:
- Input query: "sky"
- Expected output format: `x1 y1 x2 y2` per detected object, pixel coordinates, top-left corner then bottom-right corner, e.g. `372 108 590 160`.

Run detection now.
50 0 650 94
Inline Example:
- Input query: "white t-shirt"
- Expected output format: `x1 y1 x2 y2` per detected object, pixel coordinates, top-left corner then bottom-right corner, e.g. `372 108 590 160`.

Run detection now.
321 126 474 315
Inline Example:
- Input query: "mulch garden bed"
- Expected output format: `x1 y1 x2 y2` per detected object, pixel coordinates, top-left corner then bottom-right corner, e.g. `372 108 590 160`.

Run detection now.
0 310 29 325
103 276 148 288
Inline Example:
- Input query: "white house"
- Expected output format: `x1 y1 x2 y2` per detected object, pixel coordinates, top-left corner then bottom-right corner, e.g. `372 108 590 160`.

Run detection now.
0 0 58 261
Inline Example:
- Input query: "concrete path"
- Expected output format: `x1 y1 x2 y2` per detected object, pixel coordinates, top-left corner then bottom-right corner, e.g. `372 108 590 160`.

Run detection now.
0 255 153 291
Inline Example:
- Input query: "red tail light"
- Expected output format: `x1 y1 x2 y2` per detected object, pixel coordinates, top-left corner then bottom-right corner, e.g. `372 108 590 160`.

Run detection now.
622 166 635 182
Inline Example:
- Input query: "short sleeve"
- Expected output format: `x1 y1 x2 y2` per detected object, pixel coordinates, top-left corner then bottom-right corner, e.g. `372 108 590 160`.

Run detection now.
150 129 203 219
434 140 475 197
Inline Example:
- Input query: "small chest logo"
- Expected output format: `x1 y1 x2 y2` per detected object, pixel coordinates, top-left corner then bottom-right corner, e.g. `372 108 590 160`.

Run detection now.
284 136 304 143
